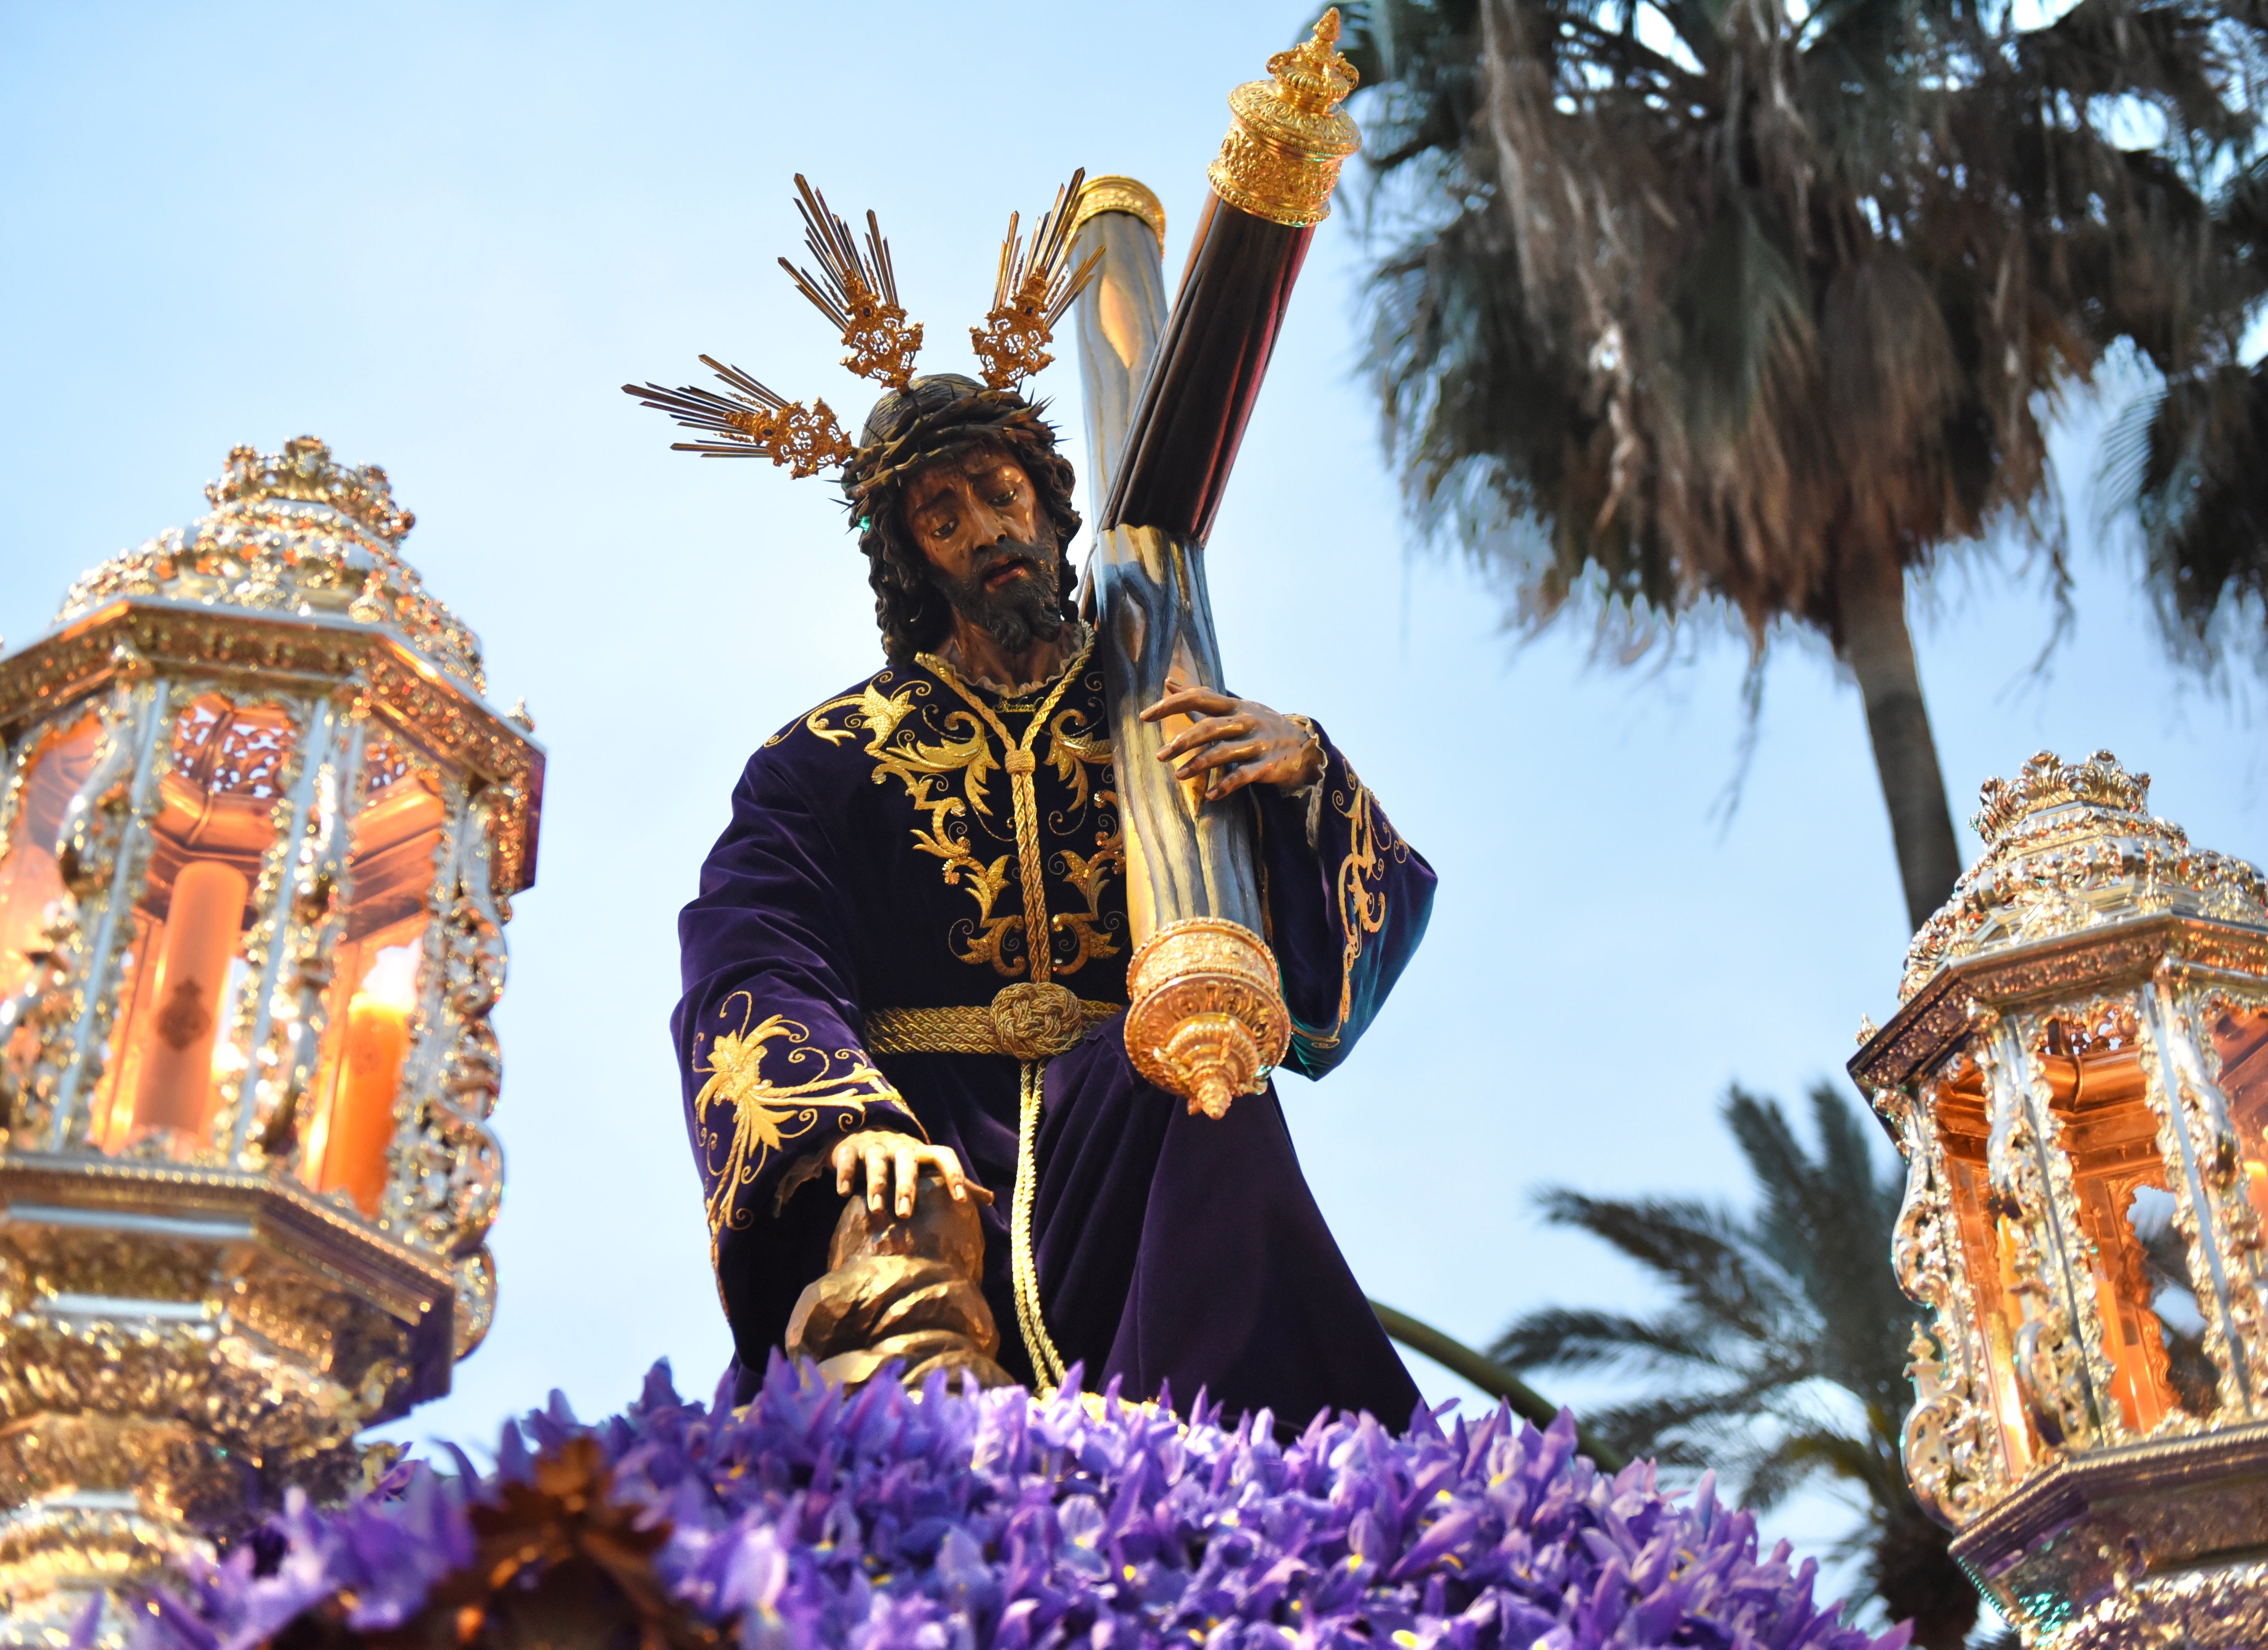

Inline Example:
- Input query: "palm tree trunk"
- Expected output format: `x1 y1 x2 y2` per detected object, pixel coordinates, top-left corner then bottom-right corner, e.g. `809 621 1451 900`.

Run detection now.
1839 548 1963 932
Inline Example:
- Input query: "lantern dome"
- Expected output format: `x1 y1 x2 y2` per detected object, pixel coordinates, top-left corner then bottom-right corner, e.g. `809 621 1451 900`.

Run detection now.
1898 750 2268 1003
51 435 486 695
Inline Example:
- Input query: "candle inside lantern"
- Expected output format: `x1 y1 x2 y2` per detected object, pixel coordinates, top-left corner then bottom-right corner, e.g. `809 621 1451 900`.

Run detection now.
323 944 419 1215
130 858 248 1138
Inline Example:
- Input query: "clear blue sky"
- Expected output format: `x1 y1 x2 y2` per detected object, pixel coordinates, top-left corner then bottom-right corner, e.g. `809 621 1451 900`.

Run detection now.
4 0 2258 1603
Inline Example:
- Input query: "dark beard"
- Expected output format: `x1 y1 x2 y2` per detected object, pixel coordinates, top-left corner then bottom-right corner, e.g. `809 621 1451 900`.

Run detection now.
935 538 1065 655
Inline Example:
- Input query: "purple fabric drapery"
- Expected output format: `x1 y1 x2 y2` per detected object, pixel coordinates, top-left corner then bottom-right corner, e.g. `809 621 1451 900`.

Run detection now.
674 642 1435 1426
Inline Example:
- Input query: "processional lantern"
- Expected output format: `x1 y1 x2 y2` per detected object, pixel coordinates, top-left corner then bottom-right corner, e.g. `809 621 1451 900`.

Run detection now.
0 438 542 1639
1853 751 2268 1645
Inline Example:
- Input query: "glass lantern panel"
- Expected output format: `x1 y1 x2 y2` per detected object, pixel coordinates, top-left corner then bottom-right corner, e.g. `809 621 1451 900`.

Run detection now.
2040 1001 2218 1431
1930 1054 2040 1480
0 711 103 1003
91 694 297 1155
2203 996 2268 1257
298 734 447 1216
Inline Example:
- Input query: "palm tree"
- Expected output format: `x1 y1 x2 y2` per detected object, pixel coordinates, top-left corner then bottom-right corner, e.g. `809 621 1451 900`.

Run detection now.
1337 0 2268 930
2114 154 2268 668
1491 1084 1975 1646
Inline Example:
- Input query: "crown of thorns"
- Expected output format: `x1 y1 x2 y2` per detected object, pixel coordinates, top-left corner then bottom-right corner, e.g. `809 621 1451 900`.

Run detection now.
623 170 1102 484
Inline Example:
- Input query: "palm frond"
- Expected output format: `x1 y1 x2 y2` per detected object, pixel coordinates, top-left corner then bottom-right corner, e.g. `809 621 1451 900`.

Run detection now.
1742 1424 1903 1513
2127 359 2268 668
1727 1086 1913 1415
1490 1305 1751 1375
1672 192 1820 455
1348 0 2268 682
1572 1377 1810 1467
1483 1083 1969 1640
1532 1188 1803 1342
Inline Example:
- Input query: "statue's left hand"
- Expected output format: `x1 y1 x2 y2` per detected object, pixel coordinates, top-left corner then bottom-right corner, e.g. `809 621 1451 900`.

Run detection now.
833 1130 994 1218
1141 686 1324 801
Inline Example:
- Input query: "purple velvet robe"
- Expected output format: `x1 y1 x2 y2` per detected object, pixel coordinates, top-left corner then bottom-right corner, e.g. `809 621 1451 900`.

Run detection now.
673 637 1435 1426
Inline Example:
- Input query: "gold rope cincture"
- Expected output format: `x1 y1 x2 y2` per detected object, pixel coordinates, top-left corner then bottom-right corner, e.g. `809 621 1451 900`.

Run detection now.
1012 1060 1069 1388
916 642 1093 1392
863 1000 1119 1056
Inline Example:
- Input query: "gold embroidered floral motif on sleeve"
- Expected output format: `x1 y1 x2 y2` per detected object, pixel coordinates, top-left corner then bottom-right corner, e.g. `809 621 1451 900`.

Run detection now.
693 991 904 1239
770 670 909 748
1317 744 1413 1039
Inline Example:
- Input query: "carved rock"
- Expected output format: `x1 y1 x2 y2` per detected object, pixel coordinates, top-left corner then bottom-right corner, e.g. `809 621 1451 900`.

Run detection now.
785 1166 1011 1392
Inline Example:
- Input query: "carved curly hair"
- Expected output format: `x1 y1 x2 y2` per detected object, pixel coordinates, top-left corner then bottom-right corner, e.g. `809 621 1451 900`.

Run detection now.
841 375 1082 663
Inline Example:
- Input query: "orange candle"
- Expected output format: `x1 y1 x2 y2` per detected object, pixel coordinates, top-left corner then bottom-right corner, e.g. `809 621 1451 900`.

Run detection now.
327 993 410 1214
132 859 247 1138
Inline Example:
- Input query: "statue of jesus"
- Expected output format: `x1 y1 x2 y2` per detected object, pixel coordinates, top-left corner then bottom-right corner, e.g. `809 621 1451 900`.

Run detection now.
638 179 1435 1428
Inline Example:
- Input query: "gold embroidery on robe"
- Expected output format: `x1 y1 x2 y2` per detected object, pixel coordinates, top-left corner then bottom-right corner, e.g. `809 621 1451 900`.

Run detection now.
792 673 1024 970
1316 756 1413 1043
1038 685 1124 977
807 643 1125 979
782 653 1123 980
692 991 900 1238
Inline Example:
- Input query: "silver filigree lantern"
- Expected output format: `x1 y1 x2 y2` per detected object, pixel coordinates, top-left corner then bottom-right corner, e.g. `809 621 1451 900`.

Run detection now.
1852 751 2268 1647
0 438 543 1640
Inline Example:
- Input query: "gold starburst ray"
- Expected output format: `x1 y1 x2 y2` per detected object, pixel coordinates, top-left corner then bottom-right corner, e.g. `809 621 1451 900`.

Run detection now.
621 358 852 476
973 168 1106 391
779 174 922 388
625 166 1100 474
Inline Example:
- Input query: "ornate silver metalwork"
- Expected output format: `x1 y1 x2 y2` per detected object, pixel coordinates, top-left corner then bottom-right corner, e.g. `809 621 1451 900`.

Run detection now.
1853 751 2268 1644
0 439 542 1644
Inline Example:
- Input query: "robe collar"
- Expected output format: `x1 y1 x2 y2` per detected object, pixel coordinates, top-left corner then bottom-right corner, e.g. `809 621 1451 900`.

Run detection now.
922 620 1095 702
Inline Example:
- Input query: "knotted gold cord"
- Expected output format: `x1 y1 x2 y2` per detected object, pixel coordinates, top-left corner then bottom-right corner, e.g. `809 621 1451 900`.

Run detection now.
864 998 1120 1059
1011 1059 1069 1389
1003 746 1051 982
908 642 1097 1394
917 637 1093 987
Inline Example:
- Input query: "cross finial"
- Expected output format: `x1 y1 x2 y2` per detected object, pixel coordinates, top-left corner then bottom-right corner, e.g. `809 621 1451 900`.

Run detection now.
1266 9 1359 116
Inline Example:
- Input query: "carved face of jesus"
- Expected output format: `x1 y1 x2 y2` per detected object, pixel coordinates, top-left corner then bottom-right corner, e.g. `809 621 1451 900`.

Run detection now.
902 445 1064 656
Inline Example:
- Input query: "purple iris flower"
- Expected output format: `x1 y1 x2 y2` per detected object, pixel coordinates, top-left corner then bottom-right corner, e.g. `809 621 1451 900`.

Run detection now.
126 1358 1910 1650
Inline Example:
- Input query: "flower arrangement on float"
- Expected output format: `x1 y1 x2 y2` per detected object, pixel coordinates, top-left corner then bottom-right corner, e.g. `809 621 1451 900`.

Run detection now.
128 1357 1904 1650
